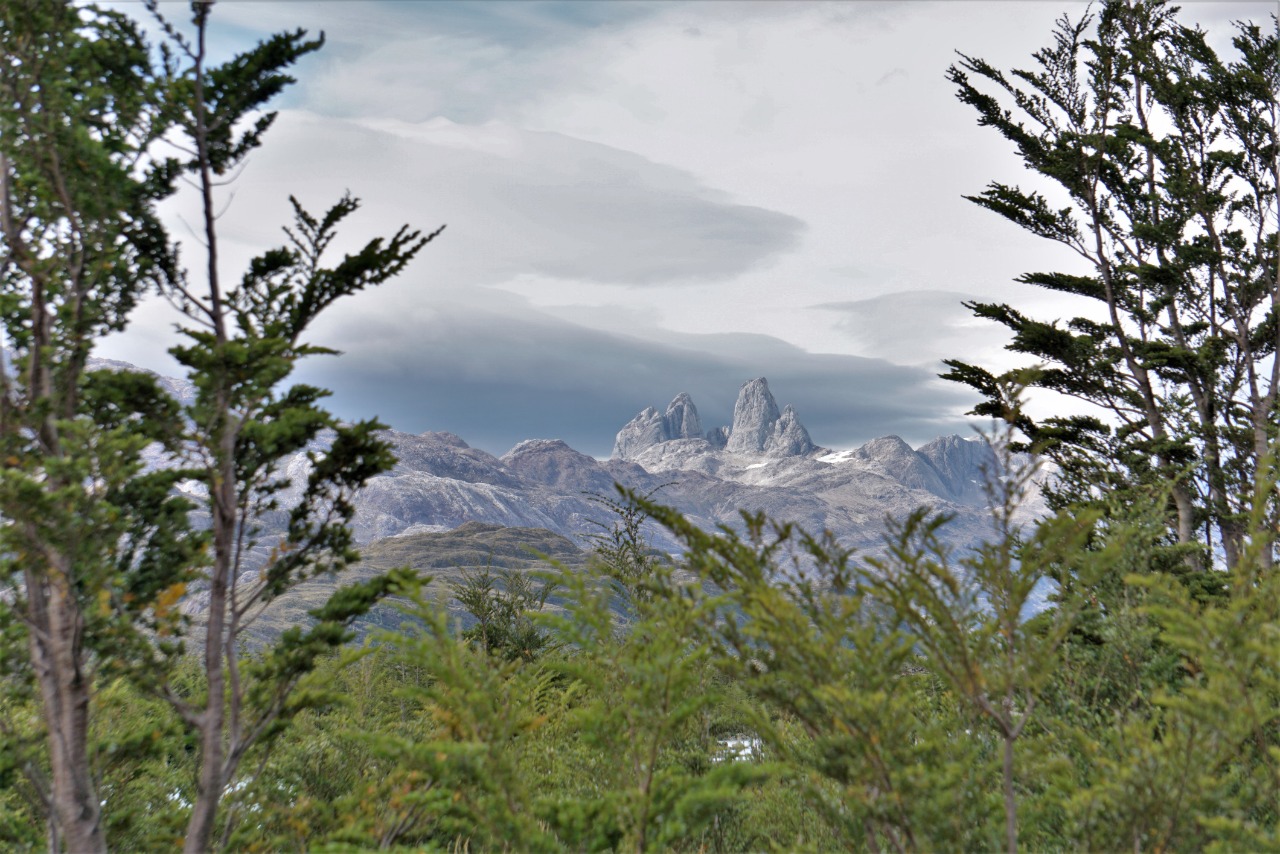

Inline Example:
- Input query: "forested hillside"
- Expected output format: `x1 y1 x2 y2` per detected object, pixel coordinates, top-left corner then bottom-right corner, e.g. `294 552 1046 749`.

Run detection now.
0 1 1277 852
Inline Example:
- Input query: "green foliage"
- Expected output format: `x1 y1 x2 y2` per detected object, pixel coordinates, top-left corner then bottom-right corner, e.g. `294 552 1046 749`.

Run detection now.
585 486 673 608
0 687 45 851
538 553 764 852
454 566 558 662
637 477 1027 850
4 2 1280 852
860 398 1116 852
0 3 195 848
94 675 193 852
942 0 1280 571
1 1 445 847
5 469 1269 853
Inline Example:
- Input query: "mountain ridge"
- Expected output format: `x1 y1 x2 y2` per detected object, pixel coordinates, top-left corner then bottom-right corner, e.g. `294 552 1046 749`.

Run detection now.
89 357 1031 556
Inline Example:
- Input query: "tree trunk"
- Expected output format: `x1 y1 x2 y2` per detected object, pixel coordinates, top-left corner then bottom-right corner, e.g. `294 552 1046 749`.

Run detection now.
183 473 236 854
27 563 106 854
1002 732 1017 854
183 13 233 851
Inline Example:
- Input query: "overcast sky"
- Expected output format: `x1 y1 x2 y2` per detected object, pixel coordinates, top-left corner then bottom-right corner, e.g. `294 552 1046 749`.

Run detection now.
99 0 1276 457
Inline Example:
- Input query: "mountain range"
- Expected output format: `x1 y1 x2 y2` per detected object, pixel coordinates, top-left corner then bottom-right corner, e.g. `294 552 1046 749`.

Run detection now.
95 357 1037 559
332 376 1031 556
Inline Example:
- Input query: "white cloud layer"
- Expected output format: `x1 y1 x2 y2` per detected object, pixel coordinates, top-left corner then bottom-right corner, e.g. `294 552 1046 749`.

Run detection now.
98 0 1278 454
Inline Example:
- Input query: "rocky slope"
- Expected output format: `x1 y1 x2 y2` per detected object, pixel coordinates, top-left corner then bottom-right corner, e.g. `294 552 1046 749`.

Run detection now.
339 376 1036 556
93 356 1036 558
229 522 589 646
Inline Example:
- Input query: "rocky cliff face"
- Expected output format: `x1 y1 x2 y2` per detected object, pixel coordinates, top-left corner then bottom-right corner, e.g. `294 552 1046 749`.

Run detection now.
99 357 1033 561
501 439 616 494
611 392 709 460
614 377 814 461
664 393 702 440
611 407 667 460
916 434 997 502
769 404 814 457
725 377 782 454
853 435 950 496
330 378 1029 555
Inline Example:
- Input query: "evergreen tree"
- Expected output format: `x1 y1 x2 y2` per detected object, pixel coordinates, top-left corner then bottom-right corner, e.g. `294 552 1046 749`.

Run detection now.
942 0 1279 572
134 2 442 849
2 1 440 848
0 4 193 850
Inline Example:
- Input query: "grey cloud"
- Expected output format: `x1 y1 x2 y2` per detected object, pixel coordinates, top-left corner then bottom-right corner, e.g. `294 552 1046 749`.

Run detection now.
211 1 670 58
817 290 1011 368
295 303 979 458
479 135 804 284
209 2 672 123
228 115 804 287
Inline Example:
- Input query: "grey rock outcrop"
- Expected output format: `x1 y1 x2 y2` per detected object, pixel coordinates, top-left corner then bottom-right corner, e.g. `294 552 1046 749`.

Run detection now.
613 392 708 459
614 378 816 460
612 406 667 459
722 378 814 456
916 434 996 502
501 438 615 493
663 393 703 440
726 378 782 454
769 404 814 456
854 435 949 495
390 431 521 487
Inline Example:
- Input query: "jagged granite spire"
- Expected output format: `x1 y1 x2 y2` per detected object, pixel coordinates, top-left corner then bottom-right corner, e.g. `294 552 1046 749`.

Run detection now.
725 377 781 454
613 393 705 459
614 379 814 459
663 392 703 440
769 404 814 456
611 406 666 459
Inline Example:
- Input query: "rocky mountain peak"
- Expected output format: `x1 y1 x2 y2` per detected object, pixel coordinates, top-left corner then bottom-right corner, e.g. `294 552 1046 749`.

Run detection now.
726 377 782 454
612 392 707 459
856 435 914 461
502 438 574 458
769 404 814 456
854 435 954 497
725 378 814 456
663 392 702 440
502 438 615 493
423 431 470 449
385 430 518 487
614 378 815 459
611 406 667 460
917 434 996 502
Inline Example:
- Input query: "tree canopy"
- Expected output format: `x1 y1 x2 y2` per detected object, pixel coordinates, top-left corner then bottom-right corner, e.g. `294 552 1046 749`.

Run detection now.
942 0 1279 574
1 1 1278 852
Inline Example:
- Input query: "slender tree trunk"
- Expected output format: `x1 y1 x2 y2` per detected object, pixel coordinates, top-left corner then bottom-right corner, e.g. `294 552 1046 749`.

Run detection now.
1002 731 1017 854
27 562 106 854
184 451 238 854
1253 412 1277 571
183 9 232 849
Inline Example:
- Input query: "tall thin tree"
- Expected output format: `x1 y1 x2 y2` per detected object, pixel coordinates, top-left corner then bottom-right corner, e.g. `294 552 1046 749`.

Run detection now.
139 3 442 849
0 3 196 850
943 0 1279 572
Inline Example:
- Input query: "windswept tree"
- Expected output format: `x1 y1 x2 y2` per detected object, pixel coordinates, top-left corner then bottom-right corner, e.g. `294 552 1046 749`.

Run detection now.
0 4 195 851
134 3 442 850
0 0 440 849
943 0 1279 572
